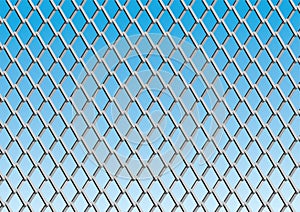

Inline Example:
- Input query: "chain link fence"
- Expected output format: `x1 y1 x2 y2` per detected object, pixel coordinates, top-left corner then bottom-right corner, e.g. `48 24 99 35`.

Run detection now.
0 1 299 211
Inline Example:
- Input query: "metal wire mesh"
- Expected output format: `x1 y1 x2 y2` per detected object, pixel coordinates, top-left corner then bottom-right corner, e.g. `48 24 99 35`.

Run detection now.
0 0 300 211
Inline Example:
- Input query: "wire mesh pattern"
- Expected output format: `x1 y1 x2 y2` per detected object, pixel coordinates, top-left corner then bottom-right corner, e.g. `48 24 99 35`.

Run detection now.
0 0 300 211
71 33 226 181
